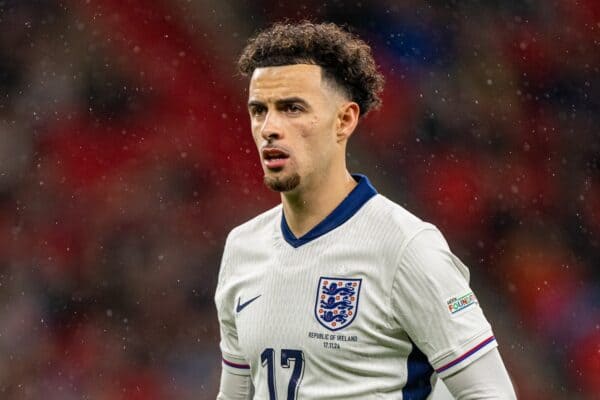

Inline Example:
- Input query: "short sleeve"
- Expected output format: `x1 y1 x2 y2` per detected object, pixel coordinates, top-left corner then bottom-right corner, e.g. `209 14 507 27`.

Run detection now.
391 228 497 378
215 233 252 376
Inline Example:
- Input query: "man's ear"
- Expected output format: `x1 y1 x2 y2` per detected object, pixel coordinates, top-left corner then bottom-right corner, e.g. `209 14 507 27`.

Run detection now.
336 102 360 142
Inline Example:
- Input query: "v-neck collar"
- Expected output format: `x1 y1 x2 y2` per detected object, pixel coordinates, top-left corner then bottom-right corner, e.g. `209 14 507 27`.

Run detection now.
280 174 377 248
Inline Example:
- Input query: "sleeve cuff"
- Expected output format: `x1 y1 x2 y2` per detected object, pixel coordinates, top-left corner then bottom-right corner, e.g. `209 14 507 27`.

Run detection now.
222 353 252 376
432 332 498 378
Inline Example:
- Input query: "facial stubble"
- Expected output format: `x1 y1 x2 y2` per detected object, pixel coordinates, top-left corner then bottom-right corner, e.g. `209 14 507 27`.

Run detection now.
264 172 301 192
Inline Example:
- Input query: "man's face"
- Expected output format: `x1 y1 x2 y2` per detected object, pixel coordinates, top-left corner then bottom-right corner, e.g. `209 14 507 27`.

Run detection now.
248 64 343 193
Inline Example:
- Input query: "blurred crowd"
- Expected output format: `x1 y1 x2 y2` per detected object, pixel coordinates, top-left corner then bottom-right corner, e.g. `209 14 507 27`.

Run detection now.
0 1 598 399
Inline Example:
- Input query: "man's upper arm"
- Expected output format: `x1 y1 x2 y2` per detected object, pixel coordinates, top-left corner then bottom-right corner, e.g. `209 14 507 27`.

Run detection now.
391 227 498 377
215 232 252 376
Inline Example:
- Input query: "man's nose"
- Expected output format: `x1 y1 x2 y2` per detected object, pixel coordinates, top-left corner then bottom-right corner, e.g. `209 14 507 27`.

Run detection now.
260 111 283 141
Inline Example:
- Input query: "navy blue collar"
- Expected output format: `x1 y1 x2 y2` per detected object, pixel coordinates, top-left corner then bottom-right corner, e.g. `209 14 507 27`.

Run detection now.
281 174 377 248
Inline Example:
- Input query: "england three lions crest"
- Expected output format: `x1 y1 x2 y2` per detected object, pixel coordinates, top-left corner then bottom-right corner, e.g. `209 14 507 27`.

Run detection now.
315 277 362 331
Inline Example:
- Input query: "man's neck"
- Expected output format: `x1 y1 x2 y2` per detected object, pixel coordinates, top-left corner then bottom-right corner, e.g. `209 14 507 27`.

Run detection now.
281 170 357 238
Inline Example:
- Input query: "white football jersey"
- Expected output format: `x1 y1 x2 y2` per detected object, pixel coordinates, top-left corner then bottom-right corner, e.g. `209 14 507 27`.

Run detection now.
215 175 497 400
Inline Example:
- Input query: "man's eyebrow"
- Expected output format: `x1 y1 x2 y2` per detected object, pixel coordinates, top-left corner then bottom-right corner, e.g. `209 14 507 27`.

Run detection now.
275 97 310 107
248 97 311 109
248 100 265 108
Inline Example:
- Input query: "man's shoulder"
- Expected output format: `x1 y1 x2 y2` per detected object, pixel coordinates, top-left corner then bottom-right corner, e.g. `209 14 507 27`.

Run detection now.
366 194 434 236
360 194 444 260
226 203 282 244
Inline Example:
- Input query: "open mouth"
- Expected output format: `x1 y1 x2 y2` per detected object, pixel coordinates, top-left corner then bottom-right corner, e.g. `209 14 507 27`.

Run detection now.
262 147 290 169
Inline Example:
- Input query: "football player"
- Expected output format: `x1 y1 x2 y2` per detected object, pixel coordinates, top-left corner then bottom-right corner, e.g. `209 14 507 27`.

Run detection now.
215 21 516 400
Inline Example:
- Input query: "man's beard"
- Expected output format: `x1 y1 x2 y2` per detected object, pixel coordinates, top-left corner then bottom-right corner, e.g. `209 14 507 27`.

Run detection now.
264 172 301 192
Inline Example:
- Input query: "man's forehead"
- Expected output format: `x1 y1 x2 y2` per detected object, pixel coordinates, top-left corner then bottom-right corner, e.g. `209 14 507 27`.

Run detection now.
248 64 324 100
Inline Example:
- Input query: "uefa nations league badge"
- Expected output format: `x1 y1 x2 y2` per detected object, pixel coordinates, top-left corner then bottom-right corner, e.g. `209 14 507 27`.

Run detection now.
315 277 362 331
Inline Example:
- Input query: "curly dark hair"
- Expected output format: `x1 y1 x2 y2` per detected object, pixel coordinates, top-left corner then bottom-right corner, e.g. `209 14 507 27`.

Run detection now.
237 21 385 117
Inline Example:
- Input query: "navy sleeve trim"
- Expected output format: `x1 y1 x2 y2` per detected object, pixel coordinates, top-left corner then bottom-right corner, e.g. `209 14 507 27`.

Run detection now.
222 358 251 370
435 336 496 374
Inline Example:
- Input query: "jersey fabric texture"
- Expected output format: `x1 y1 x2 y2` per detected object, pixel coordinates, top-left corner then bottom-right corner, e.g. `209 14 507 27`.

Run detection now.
215 175 497 400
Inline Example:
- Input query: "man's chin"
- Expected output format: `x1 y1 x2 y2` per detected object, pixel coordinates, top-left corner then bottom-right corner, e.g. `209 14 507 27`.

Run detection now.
264 172 301 192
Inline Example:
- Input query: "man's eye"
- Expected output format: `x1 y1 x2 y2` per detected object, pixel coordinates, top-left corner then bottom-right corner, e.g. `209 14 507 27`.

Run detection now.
250 106 266 116
285 104 303 113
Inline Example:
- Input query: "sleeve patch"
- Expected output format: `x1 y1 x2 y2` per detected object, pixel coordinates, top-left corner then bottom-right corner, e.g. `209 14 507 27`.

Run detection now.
446 291 478 315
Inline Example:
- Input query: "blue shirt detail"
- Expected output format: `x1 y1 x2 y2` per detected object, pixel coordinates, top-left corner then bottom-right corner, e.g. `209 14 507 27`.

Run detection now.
281 174 377 248
403 339 434 399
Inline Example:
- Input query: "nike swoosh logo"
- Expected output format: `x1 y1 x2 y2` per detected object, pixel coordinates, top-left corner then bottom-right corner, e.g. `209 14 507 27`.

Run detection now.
236 295 261 313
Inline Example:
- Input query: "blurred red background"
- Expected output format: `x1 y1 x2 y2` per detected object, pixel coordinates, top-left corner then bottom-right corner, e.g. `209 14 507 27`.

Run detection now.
0 1 598 398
